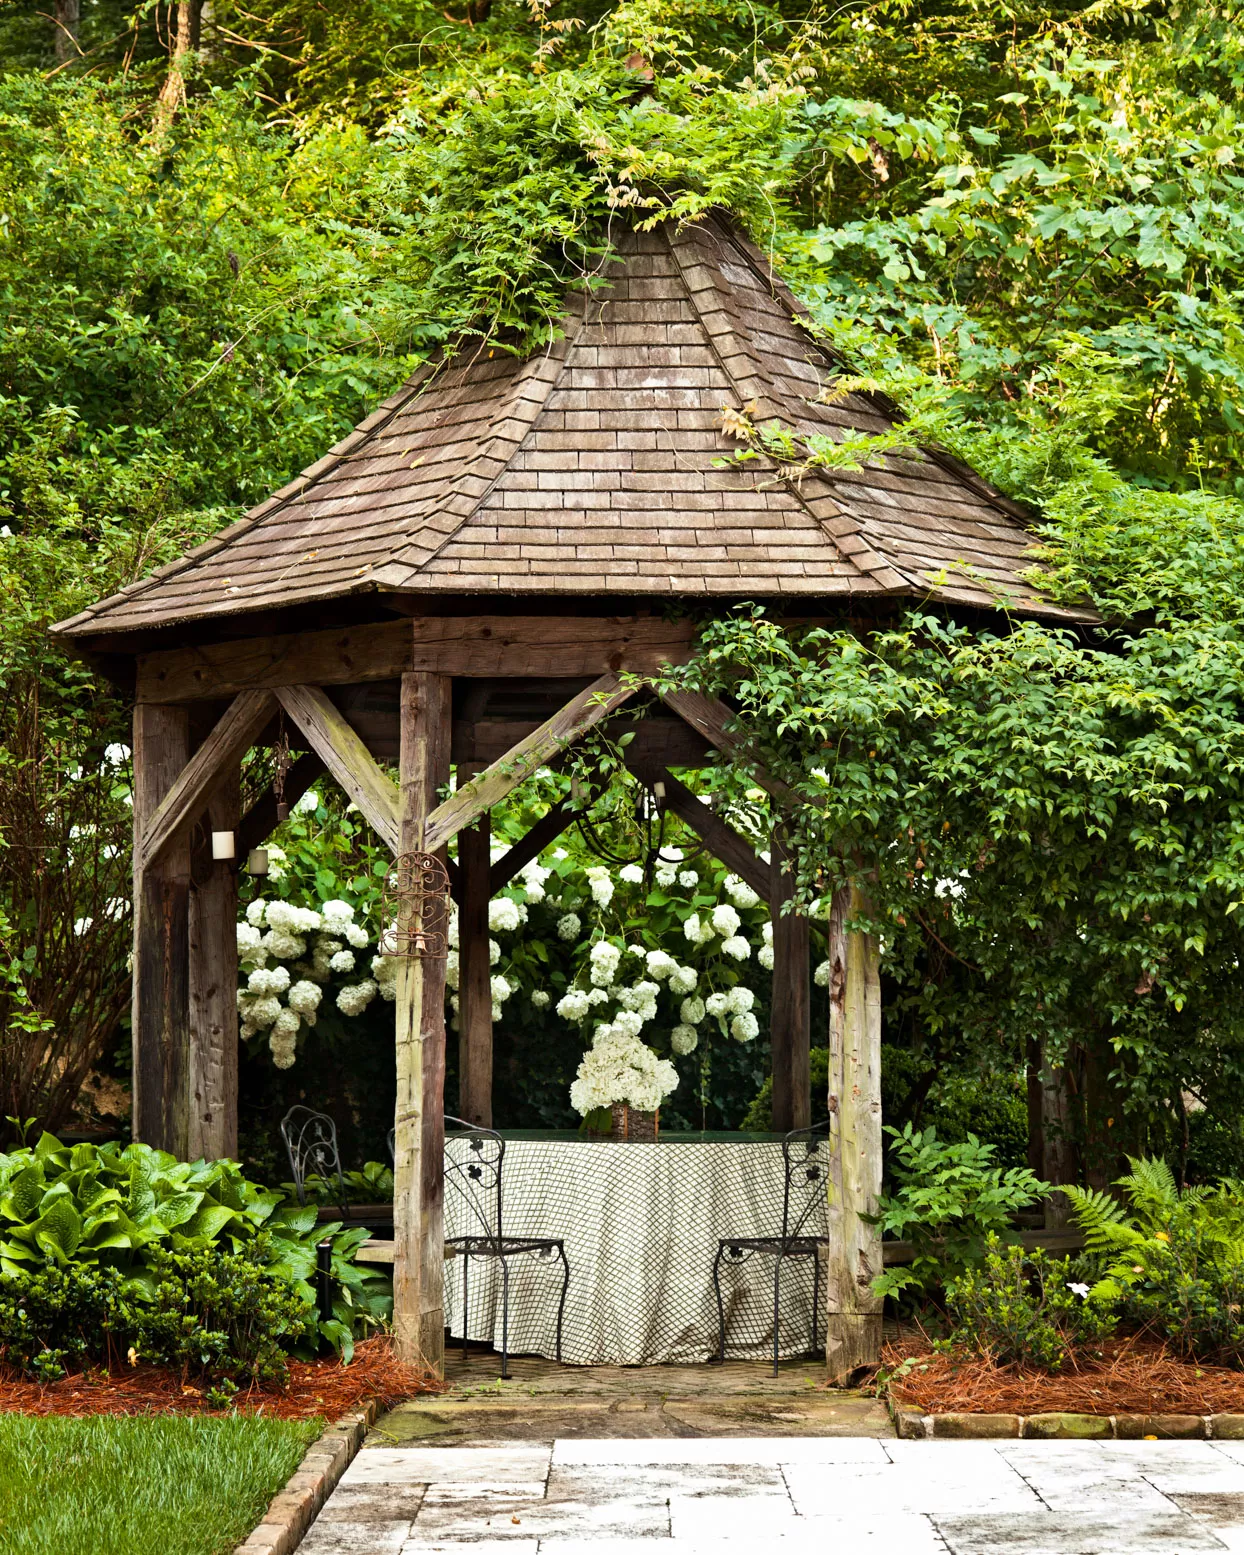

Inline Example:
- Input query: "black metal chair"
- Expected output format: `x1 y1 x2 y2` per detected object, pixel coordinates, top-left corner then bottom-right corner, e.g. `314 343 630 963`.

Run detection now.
712 1122 831 1376
280 1105 350 1219
443 1115 570 1378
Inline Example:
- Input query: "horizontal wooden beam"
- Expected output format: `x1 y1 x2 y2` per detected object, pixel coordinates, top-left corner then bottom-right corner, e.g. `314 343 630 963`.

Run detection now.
659 688 792 802
454 714 711 769
641 768 772 903
136 616 696 702
275 685 400 855
137 690 277 871
423 674 639 854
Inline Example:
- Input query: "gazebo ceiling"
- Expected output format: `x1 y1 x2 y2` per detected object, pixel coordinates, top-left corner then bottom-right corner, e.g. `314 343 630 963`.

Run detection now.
56 212 1090 643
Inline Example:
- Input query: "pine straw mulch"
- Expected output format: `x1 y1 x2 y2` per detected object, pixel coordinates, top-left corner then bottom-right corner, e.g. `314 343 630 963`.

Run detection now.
0 1337 441 1419
885 1332 1244 1417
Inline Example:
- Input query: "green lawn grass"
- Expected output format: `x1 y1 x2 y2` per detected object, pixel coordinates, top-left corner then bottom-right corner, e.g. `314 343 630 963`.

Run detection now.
0 1413 320 1555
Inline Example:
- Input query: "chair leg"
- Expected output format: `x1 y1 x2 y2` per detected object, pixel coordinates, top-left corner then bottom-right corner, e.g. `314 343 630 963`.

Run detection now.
811 1250 821 1359
499 1256 511 1381
711 1245 727 1365
555 1244 570 1364
462 1247 470 1361
772 1252 785 1378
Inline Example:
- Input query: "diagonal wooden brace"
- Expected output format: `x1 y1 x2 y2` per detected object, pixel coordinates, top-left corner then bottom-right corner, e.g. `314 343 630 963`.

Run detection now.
275 684 401 855
635 766 772 904
658 687 791 803
422 673 639 855
137 689 277 872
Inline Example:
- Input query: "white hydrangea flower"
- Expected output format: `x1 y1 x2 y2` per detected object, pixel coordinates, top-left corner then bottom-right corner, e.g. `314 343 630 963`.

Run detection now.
531 989 551 1009
724 874 761 910
489 938 501 967
337 980 378 1016
619 863 645 885
613 1009 645 1038
618 981 659 1013
762 921 774 946
445 950 460 991
344 923 370 949
655 864 678 888
267 900 319 933
264 929 306 960
705 992 729 1019
681 996 706 1025
727 986 756 1015
104 742 131 767
712 903 741 938
671 1024 699 1055
270 1030 297 1069
247 965 291 997
731 1012 760 1042
248 995 282 1029
237 922 263 958
585 865 614 909
272 1007 300 1039
721 935 751 960
297 789 321 814
668 965 698 995
569 1027 680 1116
246 899 267 927
329 949 356 974
814 959 832 988
288 980 323 1019
587 987 610 1006
588 940 622 986
491 974 513 1005
557 989 591 1021
645 950 677 981
448 910 460 950
320 898 354 932
627 944 647 958
557 913 581 942
683 913 703 945
678 869 699 889
489 897 522 933
758 944 775 970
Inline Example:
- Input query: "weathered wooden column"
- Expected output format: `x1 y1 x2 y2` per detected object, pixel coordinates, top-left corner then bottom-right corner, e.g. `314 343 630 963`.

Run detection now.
188 776 239 1161
770 831 811 1132
824 882 883 1383
131 703 192 1155
457 765 493 1128
393 671 452 1372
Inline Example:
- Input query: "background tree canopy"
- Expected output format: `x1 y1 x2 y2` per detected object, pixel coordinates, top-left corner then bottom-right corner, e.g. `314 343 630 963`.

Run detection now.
3 0 1244 1177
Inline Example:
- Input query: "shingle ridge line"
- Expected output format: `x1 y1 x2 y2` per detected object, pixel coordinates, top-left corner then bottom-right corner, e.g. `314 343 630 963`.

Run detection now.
672 216 914 594
51 358 446 636
381 319 587 586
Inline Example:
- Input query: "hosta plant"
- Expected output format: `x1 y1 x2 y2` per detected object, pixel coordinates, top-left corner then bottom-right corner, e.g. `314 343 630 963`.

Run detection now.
0 1134 390 1359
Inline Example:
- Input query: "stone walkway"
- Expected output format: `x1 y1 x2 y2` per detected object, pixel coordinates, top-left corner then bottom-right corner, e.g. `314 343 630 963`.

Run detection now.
299 1437 1244 1553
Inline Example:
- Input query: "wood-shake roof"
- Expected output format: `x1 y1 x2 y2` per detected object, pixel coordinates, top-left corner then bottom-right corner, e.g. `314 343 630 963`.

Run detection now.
56 212 1088 640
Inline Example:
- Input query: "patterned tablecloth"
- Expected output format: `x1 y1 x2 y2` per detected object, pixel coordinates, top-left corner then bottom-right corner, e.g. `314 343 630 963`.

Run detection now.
442 1136 828 1367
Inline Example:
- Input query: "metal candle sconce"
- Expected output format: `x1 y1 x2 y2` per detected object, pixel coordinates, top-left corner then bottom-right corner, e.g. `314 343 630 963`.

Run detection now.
378 852 452 959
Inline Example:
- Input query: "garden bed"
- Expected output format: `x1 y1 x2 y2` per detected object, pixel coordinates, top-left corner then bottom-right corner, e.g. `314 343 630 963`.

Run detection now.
884 1334 1244 1418
0 1336 437 1419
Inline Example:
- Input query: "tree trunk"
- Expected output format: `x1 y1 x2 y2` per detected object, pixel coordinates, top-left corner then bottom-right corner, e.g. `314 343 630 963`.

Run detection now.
824 882 883 1384
156 0 202 121
53 0 79 65
1042 1054 1077 1228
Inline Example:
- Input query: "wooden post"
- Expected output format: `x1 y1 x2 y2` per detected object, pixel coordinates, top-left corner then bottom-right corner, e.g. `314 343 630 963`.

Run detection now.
824 882 883 1383
770 830 810 1132
131 704 192 1155
457 766 493 1127
393 672 452 1373
188 775 239 1161
1042 1057 1077 1228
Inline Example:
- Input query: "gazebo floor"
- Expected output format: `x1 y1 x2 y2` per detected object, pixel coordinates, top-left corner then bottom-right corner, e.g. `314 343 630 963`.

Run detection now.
373 1345 893 1443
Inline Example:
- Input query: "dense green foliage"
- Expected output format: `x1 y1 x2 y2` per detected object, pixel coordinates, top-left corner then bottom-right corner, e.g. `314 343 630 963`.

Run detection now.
941 1235 1116 1371
869 1125 1048 1299
1069 1157 1244 1365
0 1134 390 1361
0 1413 317 1555
3 0 1244 1180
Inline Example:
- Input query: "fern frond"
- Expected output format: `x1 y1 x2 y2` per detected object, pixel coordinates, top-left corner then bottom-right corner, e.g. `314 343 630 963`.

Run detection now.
1117 1156 1178 1226
1064 1184 1133 1249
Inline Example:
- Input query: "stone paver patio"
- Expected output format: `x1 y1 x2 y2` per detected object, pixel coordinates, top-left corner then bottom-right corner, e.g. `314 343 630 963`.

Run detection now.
298 1437 1244 1553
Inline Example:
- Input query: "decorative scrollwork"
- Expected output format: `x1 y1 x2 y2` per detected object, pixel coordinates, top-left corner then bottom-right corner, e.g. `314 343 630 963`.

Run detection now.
379 851 451 959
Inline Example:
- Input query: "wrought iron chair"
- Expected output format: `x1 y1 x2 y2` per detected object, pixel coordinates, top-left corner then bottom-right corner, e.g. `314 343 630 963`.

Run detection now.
280 1105 350 1219
712 1122 831 1376
443 1115 570 1378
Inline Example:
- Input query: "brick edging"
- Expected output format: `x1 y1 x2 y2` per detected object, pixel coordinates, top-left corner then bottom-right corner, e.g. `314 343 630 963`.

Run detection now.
888 1391 1244 1441
234 1400 379 1555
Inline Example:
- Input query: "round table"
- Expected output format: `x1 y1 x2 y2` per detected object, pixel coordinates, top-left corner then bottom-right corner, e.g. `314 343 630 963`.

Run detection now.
443 1132 828 1366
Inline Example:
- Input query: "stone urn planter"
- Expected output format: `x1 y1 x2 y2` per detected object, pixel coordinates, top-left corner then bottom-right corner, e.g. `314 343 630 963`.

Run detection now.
610 1103 659 1141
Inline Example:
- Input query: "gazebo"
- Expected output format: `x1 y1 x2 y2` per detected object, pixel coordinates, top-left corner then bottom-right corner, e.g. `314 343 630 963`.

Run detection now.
54 211 1085 1379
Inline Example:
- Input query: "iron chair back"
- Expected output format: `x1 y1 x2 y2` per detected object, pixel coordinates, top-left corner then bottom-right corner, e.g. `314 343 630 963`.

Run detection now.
443 1114 506 1253
779 1121 832 1246
280 1105 349 1218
